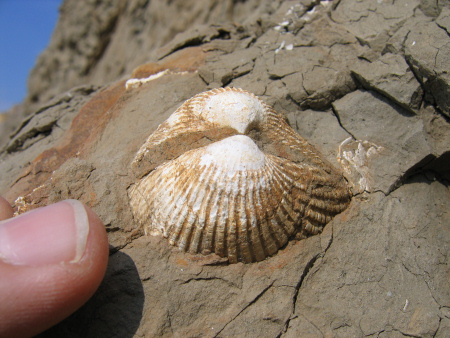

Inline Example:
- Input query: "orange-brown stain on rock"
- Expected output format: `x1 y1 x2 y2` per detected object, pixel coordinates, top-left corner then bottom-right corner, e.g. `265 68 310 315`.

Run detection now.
334 199 356 223
131 46 207 79
6 81 126 210
6 47 208 212
175 257 189 267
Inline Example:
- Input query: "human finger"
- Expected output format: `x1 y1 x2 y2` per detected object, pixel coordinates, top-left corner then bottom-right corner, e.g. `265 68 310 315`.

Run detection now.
0 199 109 338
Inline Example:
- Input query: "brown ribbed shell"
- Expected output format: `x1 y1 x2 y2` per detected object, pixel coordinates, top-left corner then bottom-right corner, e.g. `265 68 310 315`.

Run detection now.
128 87 350 263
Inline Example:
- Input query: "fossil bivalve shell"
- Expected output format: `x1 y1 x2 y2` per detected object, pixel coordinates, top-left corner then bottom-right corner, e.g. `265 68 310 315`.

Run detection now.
128 87 350 263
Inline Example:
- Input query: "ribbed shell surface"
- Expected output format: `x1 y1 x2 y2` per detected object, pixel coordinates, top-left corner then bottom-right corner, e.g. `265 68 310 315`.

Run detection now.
129 136 312 263
128 87 351 263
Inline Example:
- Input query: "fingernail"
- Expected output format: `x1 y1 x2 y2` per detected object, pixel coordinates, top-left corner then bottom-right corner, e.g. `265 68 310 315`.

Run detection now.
0 200 89 266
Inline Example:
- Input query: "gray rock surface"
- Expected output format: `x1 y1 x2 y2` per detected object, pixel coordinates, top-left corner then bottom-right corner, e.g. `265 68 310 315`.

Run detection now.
0 0 448 337
26 0 282 112
405 19 450 117
333 90 432 194
351 53 423 113
293 178 448 337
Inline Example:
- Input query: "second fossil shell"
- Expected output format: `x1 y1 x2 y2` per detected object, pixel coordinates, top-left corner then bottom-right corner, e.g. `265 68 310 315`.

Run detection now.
128 87 350 263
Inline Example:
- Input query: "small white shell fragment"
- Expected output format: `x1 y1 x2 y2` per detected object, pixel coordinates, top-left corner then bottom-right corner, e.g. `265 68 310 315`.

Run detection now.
337 137 383 193
321 0 333 6
129 87 350 263
125 69 170 90
275 40 286 54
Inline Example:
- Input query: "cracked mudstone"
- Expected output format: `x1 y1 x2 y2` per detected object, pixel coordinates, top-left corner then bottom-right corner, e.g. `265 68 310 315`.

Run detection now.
0 0 448 337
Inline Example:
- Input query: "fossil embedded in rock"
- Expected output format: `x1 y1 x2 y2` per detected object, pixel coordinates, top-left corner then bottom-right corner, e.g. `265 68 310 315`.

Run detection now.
128 87 350 263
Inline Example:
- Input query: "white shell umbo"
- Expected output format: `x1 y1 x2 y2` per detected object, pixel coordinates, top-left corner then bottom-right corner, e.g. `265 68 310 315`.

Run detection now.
128 88 350 263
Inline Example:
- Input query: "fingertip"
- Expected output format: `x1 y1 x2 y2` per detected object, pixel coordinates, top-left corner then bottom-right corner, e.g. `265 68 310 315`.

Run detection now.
0 200 109 337
78 202 110 288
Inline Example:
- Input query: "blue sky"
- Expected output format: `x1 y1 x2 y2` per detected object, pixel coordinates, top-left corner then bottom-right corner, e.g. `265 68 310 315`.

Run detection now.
0 0 62 112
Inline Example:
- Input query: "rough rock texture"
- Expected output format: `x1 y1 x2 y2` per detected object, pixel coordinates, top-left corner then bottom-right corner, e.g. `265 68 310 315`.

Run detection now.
0 0 448 337
351 53 423 113
25 0 279 111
